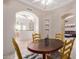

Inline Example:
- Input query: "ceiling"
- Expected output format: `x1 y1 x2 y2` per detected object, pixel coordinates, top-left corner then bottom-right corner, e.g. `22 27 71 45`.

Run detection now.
18 0 75 11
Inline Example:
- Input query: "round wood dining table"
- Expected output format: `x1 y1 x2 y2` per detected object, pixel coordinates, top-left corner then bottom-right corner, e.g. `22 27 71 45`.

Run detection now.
27 39 63 59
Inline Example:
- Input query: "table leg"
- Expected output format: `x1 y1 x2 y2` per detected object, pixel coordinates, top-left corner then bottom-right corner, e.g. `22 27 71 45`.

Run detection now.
43 54 46 59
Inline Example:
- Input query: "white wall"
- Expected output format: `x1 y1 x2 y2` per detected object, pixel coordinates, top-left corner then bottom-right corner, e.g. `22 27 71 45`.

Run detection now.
3 3 15 56
71 40 76 59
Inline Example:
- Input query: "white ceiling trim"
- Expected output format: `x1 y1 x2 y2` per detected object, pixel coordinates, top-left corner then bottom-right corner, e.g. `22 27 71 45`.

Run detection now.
17 0 75 11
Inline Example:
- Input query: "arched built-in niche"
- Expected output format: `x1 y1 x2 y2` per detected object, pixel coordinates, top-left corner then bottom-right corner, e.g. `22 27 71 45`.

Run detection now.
15 11 39 32
61 12 75 38
15 11 39 40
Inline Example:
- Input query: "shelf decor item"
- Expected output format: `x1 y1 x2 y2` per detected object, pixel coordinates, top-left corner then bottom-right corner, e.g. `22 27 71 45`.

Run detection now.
44 19 49 46
44 35 49 46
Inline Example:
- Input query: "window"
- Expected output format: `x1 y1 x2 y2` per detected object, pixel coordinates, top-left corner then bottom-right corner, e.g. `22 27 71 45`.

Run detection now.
15 11 39 32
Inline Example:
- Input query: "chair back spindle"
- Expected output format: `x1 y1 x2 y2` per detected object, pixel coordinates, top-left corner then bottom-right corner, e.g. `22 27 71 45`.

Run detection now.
55 33 64 41
32 32 41 42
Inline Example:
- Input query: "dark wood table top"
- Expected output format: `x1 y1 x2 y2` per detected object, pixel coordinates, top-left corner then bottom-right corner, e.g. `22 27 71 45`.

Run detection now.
27 39 63 54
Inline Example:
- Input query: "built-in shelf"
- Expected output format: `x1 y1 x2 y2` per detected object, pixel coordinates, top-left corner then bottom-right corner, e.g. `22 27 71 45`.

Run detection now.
44 19 50 36
63 13 76 38
65 24 75 28
45 23 49 26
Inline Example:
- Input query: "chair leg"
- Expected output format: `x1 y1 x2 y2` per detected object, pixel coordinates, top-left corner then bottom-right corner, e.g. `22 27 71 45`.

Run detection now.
47 55 52 59
68 57 71 59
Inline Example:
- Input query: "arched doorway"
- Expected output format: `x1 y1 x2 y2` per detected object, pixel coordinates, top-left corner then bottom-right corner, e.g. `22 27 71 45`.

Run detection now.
15 11 39 40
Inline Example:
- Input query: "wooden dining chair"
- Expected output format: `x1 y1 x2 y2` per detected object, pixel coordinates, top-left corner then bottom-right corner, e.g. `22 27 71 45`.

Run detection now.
12 37 39 59
47 39 75 59
12 37 22 59
55 33 64 41
61 39 75 59
32 32 41 42
55 33 65 53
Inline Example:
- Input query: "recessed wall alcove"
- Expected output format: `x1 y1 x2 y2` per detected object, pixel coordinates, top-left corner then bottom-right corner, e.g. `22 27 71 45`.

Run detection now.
15 11 39 40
